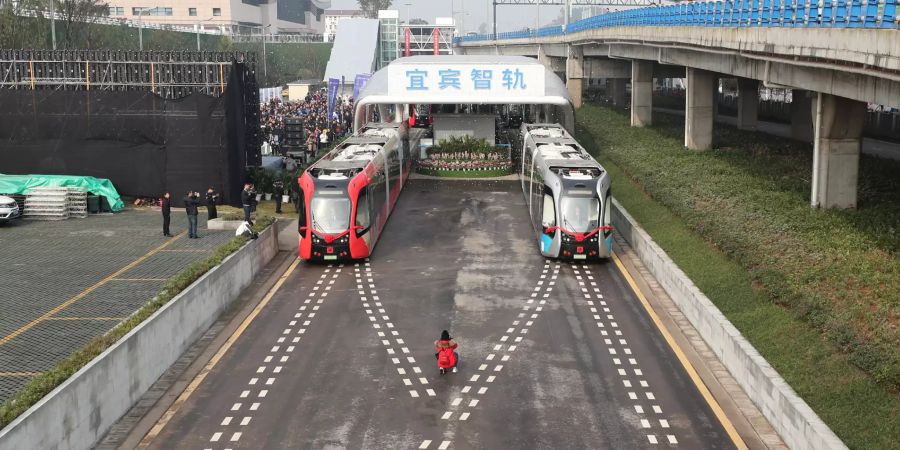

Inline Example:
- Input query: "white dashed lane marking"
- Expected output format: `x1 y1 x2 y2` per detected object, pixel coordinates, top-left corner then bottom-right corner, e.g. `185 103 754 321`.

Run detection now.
571 263 678 446
207 264 342 445
418 262 560 449
355 260 432 398
447 262 560 422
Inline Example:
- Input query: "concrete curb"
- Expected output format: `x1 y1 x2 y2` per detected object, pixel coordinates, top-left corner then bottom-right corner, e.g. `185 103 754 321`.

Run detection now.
611 199 847 450
207 218 245 230
0 223 279 450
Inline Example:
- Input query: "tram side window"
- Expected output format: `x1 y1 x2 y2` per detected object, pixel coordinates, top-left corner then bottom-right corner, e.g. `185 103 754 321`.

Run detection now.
388 151 401 185
298 190 307 233
355 188 371 234
541 193 556 229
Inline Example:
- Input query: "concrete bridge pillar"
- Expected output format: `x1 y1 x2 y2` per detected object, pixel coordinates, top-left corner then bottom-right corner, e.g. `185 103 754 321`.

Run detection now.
812 93 865 209
566 45 585 109
609 79 628 108
737 78 759 131
631 60 653 127
685 68 716 150
791 89 814 142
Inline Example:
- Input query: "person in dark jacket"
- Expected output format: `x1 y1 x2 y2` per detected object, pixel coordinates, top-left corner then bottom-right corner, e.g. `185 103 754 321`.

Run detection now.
240 183 254 225
184 191 201 239
205 187 219 221
434 330 459 375
273 179 284 214
161 192 172 237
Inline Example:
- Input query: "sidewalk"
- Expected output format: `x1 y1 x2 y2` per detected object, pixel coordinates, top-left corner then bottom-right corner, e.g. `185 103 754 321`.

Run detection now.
0 210 232 402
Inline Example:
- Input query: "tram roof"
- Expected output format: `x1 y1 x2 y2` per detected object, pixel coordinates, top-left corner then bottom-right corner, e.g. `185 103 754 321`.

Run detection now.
354 55 575 131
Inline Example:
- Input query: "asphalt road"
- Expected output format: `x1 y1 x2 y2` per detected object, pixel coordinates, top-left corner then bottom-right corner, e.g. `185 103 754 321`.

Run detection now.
145 179 734 449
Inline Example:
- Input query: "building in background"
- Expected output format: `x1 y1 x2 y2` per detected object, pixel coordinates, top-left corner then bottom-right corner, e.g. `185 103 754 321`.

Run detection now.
377 10 400 70
323 9 364 42
400 17 455 57
376 11 455 70
286 79 324 101
104 0 331 34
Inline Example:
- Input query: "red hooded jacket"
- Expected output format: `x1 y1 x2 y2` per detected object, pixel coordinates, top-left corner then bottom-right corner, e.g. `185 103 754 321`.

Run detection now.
435 339 458 369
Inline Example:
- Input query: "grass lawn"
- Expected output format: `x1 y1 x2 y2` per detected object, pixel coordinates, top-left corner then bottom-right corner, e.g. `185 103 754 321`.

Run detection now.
218 200 298 221
576 105 900 449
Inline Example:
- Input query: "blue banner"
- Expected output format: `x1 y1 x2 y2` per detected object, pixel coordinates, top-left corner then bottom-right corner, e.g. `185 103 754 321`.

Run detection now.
327 77 340 121
353 73 372 100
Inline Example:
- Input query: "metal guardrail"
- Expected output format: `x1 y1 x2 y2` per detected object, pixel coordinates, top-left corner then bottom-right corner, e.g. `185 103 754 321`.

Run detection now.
494 0 660 4
15 8 225 34
458 0 899 43
13 8 326 40
231 34 325 44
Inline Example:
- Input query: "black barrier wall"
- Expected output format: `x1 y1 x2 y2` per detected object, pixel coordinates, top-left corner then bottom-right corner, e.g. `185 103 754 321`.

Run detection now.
0 62 258 204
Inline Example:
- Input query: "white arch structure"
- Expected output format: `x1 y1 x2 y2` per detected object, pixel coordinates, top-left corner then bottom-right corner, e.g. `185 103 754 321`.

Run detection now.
353 55 575 133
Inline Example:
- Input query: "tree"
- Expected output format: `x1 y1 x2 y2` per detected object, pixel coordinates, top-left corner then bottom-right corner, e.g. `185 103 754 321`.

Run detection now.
477 22 488 34
358 0 392 19
0 0 49 48
52 0 109 48
409 18 428 25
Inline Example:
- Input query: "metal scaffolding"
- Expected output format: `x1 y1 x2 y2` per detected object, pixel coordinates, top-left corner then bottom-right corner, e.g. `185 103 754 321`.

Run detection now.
0 49 258 99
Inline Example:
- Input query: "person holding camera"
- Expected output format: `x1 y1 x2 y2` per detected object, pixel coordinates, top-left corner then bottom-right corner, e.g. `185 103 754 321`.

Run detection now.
206 187 219 221
184 190 202 239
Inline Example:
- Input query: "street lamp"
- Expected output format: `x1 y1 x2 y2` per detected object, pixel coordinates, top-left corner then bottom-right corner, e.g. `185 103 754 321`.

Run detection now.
50 0 56 50
259 24 272 84
136 7 159 51
196 16 213 51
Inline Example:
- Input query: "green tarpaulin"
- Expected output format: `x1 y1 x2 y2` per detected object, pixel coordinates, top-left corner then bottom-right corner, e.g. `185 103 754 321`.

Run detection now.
0 174 124 212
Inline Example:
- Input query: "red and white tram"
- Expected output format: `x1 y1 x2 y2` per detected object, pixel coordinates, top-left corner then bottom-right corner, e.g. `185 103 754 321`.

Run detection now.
298 123 423 261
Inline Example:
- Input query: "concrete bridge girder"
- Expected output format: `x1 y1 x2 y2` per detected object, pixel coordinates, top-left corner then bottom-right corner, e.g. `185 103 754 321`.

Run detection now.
603 44 900 109
462 26 900 73
456 44 540 57
584 58 631 79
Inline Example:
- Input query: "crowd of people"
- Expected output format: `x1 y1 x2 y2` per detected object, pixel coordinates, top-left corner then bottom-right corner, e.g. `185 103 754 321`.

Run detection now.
259 89 355 158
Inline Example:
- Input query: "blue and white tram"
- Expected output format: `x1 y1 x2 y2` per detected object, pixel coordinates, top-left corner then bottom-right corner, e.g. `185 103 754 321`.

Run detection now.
520 123 613 260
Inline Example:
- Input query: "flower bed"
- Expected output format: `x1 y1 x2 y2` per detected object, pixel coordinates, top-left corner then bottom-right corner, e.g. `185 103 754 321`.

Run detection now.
417 135 514 177
418 159 513 172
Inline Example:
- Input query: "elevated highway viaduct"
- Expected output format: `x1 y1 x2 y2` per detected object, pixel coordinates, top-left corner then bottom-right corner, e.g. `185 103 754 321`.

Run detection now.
457 9 900 209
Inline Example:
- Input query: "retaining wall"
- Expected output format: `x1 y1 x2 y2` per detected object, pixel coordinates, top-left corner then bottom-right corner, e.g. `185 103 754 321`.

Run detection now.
0 224 279 450
611 199 846 450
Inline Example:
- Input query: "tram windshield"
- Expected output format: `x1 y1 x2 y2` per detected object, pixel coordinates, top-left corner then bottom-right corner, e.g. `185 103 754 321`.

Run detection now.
310 196 351 234
560 196 600 233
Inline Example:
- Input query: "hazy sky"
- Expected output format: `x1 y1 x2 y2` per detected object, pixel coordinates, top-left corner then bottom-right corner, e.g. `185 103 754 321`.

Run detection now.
330 0 583 34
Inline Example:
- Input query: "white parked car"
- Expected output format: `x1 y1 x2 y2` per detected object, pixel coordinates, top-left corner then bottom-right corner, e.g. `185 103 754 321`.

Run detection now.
0 195 21 224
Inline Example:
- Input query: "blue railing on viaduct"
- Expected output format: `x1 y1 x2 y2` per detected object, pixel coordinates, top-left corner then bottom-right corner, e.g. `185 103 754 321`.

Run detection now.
457 0 898 43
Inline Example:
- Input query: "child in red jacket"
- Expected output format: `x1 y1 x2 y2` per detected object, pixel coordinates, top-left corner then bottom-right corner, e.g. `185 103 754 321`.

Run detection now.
434 330 459 375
